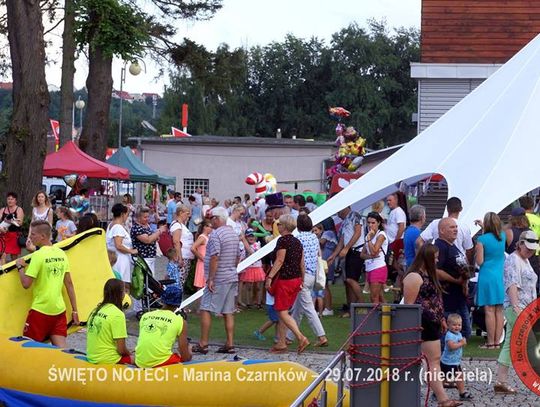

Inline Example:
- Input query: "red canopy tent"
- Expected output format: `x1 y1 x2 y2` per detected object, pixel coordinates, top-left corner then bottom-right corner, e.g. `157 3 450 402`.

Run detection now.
43 141 129 180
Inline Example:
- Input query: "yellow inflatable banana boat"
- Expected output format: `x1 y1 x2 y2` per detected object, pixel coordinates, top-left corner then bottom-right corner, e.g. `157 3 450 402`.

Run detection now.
0 335 348 406
0 228 117 336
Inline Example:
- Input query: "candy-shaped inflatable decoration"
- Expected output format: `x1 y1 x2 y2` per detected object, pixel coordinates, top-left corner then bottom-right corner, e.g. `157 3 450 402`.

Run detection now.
245 172 266 197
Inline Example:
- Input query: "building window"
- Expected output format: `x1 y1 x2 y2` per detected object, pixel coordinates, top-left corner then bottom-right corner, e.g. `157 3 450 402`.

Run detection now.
183 178 209 197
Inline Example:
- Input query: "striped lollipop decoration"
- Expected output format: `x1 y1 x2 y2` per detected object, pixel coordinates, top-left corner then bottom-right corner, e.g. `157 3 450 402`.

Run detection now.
245 172 266 196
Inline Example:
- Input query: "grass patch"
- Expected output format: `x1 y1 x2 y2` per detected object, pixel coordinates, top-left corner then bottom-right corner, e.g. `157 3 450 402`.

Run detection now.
181 283 497 358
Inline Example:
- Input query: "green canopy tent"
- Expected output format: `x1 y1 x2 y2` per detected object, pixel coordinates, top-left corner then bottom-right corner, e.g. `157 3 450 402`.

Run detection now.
107 147 175 185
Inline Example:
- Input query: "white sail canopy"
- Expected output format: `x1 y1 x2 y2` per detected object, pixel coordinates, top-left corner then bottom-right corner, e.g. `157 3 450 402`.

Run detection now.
238 33 540 271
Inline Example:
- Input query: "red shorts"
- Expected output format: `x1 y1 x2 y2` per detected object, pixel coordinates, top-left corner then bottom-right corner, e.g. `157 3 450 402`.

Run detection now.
154 353 182 368
24 309 67 342
366 266 388 284
271 277 302 311
118 355 133 365
4 231 21 255
389 239 404 257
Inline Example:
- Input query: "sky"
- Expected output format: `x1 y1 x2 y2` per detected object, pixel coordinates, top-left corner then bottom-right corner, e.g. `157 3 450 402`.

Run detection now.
45 0 421 95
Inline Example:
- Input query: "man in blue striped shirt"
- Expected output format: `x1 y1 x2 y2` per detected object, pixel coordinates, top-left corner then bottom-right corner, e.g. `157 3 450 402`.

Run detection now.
193 207 241 354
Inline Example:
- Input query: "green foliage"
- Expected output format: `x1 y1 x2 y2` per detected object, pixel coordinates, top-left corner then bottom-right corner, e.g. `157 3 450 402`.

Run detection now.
75 0 150 59
163 21 420 145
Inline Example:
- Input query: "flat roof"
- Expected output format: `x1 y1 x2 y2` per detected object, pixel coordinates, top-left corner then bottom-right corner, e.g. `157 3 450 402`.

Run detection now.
129 135 335 148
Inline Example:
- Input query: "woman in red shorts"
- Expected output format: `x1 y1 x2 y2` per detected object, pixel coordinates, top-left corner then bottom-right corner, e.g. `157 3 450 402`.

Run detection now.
265 214 310 354
0 192 24 264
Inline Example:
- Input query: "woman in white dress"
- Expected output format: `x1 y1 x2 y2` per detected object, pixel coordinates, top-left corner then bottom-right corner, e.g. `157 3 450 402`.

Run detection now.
31 191 53 225
106 204 138 290
170 204 194 284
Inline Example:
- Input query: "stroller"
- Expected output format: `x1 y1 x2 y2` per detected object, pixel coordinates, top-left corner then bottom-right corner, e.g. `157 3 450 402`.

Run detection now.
131 256 177 319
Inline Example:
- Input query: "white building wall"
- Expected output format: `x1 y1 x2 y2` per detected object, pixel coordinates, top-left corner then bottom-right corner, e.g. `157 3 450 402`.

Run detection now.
139 142 333 201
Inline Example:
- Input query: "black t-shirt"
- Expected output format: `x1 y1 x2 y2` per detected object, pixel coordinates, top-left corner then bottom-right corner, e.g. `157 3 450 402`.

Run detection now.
435 238 466 311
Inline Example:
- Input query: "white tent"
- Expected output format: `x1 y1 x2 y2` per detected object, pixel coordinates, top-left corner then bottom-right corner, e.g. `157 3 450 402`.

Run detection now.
237 33 540 271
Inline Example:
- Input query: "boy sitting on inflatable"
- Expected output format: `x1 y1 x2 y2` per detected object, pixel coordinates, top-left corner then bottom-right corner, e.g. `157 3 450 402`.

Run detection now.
86 279 132 364
135 286 192 367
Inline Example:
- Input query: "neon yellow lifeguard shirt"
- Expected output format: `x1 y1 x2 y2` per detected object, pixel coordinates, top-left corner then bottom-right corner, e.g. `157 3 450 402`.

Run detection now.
25 245 69 315
135 309 183 368
87 303 128 364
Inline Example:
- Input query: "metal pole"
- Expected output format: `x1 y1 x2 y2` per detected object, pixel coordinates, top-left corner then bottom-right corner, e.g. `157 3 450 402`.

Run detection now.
71 102 75 141
380 305 392 407
118 64 126 149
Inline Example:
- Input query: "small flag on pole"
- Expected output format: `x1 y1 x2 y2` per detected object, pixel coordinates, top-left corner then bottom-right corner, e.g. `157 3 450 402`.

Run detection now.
171 127 191 138
50 119 60 150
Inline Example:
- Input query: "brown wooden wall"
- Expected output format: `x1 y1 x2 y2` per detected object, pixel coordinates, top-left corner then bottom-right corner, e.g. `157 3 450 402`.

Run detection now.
421 0 540 63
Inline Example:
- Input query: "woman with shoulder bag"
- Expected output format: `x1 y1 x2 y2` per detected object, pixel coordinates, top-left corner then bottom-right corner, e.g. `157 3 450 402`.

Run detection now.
361 212 388 303
285 215 328 347
264 214 310 354
0 192 24 263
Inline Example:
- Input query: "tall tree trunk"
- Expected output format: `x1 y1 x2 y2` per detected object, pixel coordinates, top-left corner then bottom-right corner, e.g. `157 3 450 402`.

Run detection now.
3 0 49 215
79 46 112 160
59 0 76 147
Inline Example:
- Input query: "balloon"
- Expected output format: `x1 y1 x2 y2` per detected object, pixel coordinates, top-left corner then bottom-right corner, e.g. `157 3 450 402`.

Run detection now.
245 172 266 197
64 174 78 187
251 221 270 237
335 123 345 136
69 195 89 213
351 156 364 168
328 107 351 119
77 174 88 186
343 126 357 140
264 173 277 194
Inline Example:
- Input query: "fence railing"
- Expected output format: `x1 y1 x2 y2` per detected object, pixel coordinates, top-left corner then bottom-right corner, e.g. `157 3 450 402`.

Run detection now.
290 350 347 407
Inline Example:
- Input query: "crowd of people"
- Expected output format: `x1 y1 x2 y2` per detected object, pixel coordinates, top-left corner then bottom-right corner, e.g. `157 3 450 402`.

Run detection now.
6 186 540 403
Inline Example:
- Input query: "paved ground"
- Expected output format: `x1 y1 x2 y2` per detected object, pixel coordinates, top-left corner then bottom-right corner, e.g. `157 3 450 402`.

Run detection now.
66 257 538 406
67 330 537 406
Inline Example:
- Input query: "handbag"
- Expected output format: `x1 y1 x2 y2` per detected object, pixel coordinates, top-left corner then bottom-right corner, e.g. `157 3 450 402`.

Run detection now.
17 233 27 248
314 256 328 291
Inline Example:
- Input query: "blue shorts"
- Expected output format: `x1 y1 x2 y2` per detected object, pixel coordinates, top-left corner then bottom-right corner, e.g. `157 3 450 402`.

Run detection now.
267 304 279 323
312 289 324 298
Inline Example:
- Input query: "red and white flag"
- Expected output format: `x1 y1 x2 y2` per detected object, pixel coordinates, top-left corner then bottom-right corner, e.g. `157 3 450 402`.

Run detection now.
171 126 191 138
50 119 60 142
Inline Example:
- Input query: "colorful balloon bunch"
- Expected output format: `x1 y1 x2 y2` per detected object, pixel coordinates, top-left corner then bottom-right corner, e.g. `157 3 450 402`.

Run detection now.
325 108 367 179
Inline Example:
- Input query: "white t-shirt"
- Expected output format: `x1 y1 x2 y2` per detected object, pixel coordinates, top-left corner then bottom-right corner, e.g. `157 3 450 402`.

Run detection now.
106 223 132 251
365 231 388 272
386 207 406 243
419 218 473 255
170 221 194 259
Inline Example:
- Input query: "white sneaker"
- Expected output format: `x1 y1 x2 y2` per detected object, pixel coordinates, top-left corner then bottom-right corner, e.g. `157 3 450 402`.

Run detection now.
322 308 334 316
384 285 393 293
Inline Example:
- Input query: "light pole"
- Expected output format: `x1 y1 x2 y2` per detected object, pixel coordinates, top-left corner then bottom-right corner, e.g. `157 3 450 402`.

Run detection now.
75 96 85 134
118 61 142 148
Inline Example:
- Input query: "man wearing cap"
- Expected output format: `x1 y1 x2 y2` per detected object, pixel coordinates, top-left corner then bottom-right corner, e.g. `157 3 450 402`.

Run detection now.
193 207 241 354
416 197 474 264
135 286 191 368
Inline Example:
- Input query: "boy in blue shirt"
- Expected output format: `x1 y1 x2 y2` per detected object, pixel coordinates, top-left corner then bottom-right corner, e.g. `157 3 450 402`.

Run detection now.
441 313 473 400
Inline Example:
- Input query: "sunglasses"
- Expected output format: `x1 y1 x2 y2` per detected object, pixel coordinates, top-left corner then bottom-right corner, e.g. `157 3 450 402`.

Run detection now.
524 238 539 244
